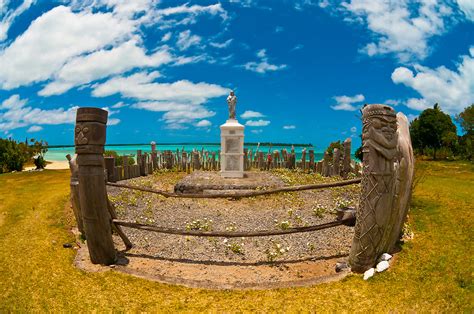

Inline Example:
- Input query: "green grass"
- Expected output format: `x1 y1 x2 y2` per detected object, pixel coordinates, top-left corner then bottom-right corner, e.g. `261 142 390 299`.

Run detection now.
0 162 472 311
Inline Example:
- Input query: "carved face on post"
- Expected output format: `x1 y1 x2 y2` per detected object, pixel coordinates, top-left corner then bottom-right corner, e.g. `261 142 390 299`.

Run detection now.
362 105 398 163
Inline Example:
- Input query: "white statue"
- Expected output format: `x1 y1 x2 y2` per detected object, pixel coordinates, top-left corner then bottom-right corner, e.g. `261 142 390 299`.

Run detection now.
227 90 237 120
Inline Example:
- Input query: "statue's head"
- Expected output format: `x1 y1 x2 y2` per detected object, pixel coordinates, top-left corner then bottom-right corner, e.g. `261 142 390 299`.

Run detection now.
230 90 235 96
362 104 397 141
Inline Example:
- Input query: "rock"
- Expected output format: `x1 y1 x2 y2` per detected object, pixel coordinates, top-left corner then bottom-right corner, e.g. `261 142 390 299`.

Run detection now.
62 243 72 248
376 260 389 273
363 268 375 280
335 262 349 272
379 253 392 262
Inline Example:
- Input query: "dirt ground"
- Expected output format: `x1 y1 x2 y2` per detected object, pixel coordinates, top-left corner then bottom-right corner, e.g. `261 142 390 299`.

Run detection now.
77 169 360 289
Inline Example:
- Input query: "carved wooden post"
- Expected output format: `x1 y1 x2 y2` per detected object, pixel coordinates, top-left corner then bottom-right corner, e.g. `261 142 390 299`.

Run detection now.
332 148 341 176
75 107 116 265
309 149 314 171
322 152 330 176
316 160 323 174
301 148 307 171
388 112 415 252
342 138 352 179
66 154 84 235
104 156 116 182
349 104 398 273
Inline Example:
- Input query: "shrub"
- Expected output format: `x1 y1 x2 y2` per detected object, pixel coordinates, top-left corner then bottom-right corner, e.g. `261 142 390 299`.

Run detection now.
0 138 47 173
104 150 135 166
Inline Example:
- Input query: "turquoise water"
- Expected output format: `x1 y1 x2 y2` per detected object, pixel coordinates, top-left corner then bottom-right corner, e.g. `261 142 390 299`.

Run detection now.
45 144 323 161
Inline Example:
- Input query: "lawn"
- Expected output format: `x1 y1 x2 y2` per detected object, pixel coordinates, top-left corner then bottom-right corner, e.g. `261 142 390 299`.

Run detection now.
0 161 472 311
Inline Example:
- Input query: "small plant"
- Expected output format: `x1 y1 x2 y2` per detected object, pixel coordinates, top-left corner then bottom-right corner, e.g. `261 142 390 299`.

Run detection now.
229 242 244 254
334 197 353 209
185 218 213 231
312 204 326 218
275 220 291 230
265 241 290 262
225 222 237 231
402 221 414 241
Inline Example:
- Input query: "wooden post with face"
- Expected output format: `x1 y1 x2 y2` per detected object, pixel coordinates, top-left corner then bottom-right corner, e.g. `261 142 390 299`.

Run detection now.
75 107 116 265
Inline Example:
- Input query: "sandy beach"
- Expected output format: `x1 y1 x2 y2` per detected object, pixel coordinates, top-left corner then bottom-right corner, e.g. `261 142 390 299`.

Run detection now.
24 160 70 171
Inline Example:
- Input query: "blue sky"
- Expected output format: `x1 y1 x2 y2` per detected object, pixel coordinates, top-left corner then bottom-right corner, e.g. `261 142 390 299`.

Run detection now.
0 0 473 149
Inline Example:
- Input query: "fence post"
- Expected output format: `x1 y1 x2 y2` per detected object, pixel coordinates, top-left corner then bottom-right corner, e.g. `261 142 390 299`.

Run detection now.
66 154 84 235
342 138 352 179
309 149 314 171
75 107 116 265
349 104 398 273
104 156 116 182
332 148 341 176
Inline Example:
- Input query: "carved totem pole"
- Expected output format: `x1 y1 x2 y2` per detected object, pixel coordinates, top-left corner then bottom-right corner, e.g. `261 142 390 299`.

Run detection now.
349 104 398 272
75 108 116 265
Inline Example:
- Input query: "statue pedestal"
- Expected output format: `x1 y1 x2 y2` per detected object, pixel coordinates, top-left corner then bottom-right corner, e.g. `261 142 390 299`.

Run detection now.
220 119 245 178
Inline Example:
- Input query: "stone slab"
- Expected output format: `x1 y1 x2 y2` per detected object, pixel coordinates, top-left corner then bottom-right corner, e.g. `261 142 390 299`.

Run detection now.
174 171 286 194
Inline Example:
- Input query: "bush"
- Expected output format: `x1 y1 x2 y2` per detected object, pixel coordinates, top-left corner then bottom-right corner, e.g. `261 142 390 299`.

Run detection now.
325 140 343 159
0 138 47 173
104 150 135 166
34 155 46 169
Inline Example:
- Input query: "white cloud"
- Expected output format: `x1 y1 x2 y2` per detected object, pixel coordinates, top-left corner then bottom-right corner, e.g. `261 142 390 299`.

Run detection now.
245 119 270 127
107 118 121 126
196 119 212 127
97 0 156 18
243 49 287 74
94 71 228 128
350 126 357 133
337 0 458 62
156 3 228 20
291 44 304 51
385 99 401 106
251 129 263 134
331 94 365 111
209 38 233 49
93 71 228 104
27 125 42 132
0 0 35 42
457 0 474 21
241 110 264 119
0 94 123 131
275 26 284 33
283 125 296 130
0 5 134 89
111 101 128 109
229 0 255 8
39 40 173 96
161 31 172 42
176 30 201 50
0 94 79 132
391 47 474 114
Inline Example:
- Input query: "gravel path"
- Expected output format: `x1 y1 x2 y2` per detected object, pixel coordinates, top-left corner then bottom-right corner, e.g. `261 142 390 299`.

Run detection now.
108 170 359 265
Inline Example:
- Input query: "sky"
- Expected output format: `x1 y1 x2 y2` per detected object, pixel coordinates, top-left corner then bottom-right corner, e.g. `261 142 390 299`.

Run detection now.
0 0 473 149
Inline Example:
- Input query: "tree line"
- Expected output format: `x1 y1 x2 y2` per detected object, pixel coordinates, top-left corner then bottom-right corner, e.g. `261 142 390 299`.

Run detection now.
0 138 48 173
410 104 473 160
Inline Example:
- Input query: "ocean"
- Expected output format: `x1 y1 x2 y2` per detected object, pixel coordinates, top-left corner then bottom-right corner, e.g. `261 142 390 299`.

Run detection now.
45 144 325 162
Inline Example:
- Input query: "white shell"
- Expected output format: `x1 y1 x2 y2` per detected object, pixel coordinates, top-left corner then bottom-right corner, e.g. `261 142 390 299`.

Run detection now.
380 253 392 262
363 268 375 280
376 260 390 272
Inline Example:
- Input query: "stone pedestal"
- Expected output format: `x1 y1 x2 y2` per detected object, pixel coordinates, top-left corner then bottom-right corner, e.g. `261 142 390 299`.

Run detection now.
220 119 245 178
